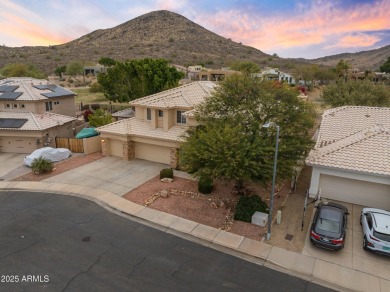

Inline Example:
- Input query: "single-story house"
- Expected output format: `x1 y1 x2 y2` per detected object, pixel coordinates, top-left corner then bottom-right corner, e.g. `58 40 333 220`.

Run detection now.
306 106 390 209
112 108 135 121
96 81 217 167
0 111 76 153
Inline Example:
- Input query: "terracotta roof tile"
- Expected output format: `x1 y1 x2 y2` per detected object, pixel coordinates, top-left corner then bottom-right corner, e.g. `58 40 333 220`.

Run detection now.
129 81 217 109
0 111 76 131
97 117 187 142
306 106 390 176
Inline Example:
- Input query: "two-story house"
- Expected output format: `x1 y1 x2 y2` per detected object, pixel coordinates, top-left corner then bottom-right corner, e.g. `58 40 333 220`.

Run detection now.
97 81 217 167
0 77 76 153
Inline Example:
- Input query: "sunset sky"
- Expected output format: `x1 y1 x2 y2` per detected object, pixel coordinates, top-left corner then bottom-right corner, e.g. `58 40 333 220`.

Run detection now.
1 0 390 59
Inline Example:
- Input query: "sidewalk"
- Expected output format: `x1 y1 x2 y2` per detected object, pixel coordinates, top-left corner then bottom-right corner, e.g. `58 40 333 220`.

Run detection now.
1 180 389 292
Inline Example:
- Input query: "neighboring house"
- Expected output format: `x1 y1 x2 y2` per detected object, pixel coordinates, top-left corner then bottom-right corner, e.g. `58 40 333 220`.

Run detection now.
0 111 75 153
112 108 135 121
199 69 240 81
252 68 295 84
0 77 77 153
83 65 107 76
0 77 76 117
306 106 390 209
97 81 217 167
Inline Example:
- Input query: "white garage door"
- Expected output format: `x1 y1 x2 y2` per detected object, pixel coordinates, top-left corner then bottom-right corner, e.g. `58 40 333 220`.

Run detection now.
319 174 390 209
135 142 170 165
109 139 123 157
0 137 36 153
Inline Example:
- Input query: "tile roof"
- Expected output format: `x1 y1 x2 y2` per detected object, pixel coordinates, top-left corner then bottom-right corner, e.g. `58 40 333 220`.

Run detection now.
0 77 75 101
0 111 76 131
97 117 187 142
129 81 217 109
306 106 390 176
112 108 134 118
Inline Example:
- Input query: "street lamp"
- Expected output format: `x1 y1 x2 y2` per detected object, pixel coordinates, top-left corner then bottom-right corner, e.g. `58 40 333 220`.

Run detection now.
262 122 280 241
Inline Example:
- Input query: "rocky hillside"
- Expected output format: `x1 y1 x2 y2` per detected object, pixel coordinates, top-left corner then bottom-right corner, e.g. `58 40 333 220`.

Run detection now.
310 45 390 71
0 10 294 75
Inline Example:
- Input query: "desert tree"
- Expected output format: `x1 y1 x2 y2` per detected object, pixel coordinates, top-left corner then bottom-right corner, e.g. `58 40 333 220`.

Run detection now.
322 79 390 107
97 58 184 102
180 74 316 185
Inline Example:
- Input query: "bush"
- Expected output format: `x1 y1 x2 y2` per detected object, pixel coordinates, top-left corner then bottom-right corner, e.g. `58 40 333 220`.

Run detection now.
89 82 103 93
234 195 269 223
160 168 173 179
198 176 213 194
31 157 54 174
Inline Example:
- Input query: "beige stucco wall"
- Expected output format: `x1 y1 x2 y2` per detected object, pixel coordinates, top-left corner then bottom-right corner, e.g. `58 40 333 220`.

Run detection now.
83 136 102 154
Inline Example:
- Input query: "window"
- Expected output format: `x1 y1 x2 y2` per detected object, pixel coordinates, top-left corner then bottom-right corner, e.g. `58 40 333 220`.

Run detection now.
45 101 53 111
13 104 18 108
5 104 10 109
54 101 60 105
21 104 25 108
158 110 163 117
146 108 151 120
176 110 186 124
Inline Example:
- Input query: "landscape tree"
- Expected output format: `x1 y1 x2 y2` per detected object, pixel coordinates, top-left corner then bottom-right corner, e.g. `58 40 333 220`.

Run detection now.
54 65 66 79
66 61 84 81
88 109 112 127
0 63 46 79
379 56 390 73
229 61 260 75
293 64 316 85
322 79 390 107
97 58 184 102
179 75 316 185
335 59 350 79
98 57 116 67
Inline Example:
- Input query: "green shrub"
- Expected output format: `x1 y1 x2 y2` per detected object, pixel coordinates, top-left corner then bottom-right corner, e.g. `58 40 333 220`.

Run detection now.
234 195 268 223
198 176 213 194
160 168 173 179
89 82 103 93
31 157 54 174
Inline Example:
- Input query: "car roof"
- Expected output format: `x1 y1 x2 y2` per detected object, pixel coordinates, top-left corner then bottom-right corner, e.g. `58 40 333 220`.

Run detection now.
371 212 390 235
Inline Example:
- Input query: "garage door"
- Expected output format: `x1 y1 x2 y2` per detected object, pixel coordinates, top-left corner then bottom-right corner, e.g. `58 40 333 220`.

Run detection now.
109 139 124 157
135 142 170 165
0 137 36 153
319 174 390 209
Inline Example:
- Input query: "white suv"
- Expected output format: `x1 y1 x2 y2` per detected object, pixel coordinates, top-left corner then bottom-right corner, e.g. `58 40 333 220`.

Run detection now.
361 208 390 255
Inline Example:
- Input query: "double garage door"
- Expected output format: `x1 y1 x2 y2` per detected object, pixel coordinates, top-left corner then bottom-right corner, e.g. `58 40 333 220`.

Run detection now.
109 140 171 165
319 174 390 210
0 137 36 153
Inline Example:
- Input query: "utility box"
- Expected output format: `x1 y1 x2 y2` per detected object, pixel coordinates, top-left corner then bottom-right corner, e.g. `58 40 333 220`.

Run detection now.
276 210 282 224
251 211 268 227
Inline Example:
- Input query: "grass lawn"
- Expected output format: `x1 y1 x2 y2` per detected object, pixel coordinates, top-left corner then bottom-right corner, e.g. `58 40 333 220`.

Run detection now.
72 88 131 111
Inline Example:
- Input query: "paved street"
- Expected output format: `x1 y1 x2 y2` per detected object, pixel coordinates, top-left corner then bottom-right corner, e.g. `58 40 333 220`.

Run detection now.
0 191 333 292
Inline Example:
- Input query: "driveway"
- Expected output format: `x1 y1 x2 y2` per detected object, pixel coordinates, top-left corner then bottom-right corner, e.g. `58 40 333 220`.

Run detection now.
303 201 390 281
42 156 167 196
0 153 31 181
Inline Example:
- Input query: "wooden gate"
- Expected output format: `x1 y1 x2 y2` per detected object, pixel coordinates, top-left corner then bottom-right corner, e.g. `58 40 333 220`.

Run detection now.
55 137 84 153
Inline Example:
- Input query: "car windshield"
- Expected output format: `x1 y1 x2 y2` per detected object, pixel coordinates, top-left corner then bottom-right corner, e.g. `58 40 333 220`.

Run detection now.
316 218 340 233
315 206 342 233
373 231 390 243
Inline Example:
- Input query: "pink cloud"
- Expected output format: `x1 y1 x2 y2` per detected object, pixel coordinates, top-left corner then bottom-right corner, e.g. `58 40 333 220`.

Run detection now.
191 0 390 53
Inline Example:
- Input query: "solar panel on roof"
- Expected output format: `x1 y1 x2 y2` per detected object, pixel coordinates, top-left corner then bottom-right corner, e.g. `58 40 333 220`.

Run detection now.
0 85 19 92
33 84 73 98
0 118 28 128
0 92 23 100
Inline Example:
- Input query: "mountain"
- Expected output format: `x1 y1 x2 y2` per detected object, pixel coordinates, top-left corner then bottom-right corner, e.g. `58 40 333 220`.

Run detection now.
309 45 390 71
0 10 293 75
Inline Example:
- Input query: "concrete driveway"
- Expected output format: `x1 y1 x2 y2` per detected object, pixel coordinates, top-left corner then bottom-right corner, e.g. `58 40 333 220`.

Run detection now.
303 201 390 282
42 156 167 196
0 153 31 180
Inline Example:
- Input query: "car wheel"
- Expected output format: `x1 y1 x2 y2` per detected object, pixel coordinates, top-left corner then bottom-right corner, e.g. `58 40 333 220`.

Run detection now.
363 236 369 250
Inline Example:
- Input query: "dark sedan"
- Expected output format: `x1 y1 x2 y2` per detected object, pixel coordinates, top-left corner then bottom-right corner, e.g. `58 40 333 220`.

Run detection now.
310 201 349 251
